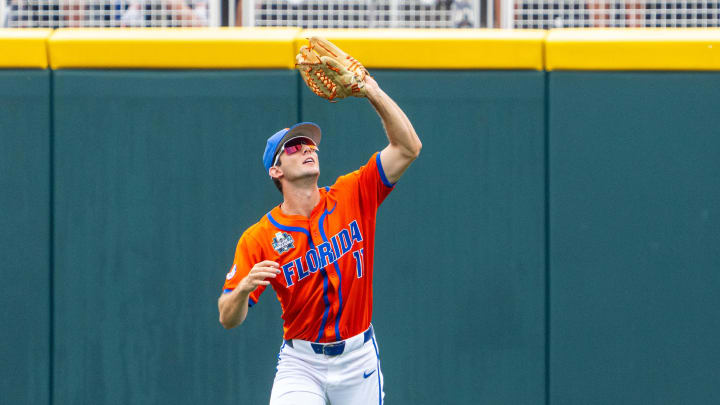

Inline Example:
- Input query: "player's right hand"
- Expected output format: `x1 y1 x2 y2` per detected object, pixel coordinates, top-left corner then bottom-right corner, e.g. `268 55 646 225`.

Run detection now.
237 261 280 295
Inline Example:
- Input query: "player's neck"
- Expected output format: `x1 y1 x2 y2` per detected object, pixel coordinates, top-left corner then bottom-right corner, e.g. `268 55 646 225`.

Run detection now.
280 183 321 218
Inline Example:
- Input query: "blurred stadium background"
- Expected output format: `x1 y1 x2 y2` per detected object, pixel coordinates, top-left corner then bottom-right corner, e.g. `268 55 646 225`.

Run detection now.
2 0 720 28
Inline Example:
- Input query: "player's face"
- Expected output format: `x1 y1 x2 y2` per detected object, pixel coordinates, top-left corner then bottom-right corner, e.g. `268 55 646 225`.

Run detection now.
276 137 320 181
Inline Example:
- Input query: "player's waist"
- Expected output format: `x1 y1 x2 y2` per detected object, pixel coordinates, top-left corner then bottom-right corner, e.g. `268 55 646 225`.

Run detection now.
284 325 374 357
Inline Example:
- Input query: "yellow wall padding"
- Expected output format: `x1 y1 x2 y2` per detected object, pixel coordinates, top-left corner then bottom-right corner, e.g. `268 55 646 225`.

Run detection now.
0 29 52 68
8 28 720 71
546 28 720 71
48 28 301 69
297 29 547 70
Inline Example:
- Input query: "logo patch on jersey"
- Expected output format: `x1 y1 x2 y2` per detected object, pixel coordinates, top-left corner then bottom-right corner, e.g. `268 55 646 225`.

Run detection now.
272 232 295 254
226 264 236 280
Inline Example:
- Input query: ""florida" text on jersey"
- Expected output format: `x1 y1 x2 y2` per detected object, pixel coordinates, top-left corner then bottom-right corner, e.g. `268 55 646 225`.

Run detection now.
281 220 364 287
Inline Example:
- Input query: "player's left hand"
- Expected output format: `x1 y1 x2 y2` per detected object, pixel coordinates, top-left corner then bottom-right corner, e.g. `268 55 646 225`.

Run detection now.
295 36 370 102
236 260 280 295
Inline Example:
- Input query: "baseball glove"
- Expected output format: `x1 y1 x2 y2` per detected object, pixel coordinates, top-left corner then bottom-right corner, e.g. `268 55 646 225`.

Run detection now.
296 37 370 102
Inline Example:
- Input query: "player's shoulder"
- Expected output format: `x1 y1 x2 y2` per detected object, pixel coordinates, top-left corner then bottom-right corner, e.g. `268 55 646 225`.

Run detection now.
329 152 379 190
238 212 277 245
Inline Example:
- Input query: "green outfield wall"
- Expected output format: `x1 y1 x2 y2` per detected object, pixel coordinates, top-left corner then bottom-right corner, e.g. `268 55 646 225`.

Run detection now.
548 72 720 405
47 68 546 405
1 28 720 405
0 70 51 405
302 70 547 404
51 70 297 405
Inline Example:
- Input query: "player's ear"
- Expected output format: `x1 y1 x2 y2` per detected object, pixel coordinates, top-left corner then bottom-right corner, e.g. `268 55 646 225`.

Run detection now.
269 166 283 180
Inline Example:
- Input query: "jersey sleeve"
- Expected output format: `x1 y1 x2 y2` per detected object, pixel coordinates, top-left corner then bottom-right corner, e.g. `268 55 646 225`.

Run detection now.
221 231 267 307
334 151 395 214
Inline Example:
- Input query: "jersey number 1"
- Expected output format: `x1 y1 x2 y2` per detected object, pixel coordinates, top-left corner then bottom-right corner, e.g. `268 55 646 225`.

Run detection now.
352 248 364 278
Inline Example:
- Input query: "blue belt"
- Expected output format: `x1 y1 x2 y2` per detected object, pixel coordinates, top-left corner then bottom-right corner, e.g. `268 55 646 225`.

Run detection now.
285 325 373 357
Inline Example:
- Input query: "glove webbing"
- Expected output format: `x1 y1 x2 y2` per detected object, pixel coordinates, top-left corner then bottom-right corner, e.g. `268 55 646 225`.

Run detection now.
302 65 338 101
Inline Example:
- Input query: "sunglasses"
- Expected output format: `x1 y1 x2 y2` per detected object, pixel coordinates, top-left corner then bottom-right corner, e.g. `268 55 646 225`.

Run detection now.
273 137 318 167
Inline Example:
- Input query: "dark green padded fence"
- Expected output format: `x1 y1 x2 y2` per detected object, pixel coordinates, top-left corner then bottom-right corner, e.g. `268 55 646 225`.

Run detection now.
0 70 51 405
548 72 720 405
302 71 547 404
50 70 546 405
52 70 295 404
3 68 720 405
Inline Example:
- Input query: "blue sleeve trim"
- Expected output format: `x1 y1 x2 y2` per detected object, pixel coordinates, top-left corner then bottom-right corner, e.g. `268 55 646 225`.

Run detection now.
376 152 395 188
223 289 256 308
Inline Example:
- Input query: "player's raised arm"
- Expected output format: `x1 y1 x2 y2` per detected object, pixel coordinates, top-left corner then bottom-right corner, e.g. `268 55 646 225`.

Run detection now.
364 76 422 184
295 37 421 184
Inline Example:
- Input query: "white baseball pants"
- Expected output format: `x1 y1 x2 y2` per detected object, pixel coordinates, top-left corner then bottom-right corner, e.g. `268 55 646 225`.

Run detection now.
269 326 384 405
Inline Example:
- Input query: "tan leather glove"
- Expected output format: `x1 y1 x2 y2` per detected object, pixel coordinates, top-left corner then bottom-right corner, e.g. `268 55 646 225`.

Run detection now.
296 37 370 102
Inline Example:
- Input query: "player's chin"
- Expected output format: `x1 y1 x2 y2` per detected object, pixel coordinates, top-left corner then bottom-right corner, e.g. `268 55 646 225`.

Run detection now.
301 166 320 177
292 169 320 182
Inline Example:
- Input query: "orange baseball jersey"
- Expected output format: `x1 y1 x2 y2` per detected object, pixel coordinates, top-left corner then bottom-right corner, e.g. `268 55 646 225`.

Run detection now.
222 152 394 343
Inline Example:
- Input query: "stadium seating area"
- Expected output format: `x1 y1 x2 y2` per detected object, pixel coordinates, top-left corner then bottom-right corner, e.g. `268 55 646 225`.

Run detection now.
2 0 718 28
515 0 720 28
251 0 476 28
3 0 208 27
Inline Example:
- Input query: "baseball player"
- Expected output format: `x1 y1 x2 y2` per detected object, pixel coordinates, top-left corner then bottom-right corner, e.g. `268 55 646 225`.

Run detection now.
218 38 420 405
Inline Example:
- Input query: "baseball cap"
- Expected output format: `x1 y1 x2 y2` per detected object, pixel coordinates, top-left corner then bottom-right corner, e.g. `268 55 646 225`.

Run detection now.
263 122 322 172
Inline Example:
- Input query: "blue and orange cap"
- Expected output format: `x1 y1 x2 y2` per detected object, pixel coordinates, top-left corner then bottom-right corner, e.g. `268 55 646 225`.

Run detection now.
263 122 322 172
